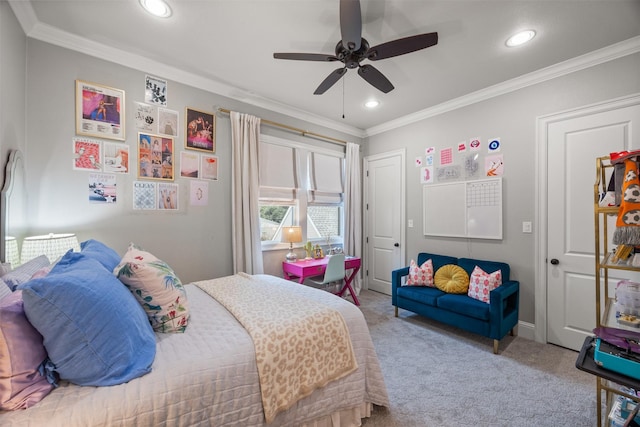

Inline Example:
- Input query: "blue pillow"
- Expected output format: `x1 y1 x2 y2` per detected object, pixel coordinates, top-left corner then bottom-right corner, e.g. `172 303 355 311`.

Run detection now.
20 251 156 386
79 239 121 272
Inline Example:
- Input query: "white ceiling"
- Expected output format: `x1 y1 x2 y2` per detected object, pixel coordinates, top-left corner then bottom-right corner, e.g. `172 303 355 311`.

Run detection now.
9 0 640 137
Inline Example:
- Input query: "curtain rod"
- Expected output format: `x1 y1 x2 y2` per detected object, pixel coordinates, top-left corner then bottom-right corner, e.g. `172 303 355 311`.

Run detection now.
217 107 347 146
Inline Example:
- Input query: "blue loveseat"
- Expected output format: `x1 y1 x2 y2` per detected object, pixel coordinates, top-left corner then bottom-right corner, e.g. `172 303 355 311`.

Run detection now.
392 252 519 354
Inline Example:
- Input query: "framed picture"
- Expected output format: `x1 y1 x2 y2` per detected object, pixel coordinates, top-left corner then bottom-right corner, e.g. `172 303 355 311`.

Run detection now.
138 132 174 181
200 154 218 180
75 80 125 141
185 107 215 153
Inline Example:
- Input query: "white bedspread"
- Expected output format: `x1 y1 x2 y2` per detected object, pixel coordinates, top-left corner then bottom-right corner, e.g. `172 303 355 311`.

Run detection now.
0 274 389 426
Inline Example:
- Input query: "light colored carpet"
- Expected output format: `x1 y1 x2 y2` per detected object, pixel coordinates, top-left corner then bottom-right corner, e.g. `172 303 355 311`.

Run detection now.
354 289 598 427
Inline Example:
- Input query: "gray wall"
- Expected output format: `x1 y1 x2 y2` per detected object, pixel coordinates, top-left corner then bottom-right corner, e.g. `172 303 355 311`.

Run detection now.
19 37 358 284
363 53 640 324
0 2 27 173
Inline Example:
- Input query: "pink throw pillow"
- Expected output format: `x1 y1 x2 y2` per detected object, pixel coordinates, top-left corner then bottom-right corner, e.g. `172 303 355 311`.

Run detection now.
406 259 434 287
467 266 502 303
0 291 53 410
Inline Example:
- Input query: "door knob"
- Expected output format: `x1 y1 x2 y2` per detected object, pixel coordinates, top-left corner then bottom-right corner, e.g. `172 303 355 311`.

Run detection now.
550 259 559 265
394 243 399 247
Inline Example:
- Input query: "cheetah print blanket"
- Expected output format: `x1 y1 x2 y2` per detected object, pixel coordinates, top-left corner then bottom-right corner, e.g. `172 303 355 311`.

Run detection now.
195 273 357 423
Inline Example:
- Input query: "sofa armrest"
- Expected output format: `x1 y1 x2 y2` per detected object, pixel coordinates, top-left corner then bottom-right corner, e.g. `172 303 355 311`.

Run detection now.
488 280 520 339
391 266 410 306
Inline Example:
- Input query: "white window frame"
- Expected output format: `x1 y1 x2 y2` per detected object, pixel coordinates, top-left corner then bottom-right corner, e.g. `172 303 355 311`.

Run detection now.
259 134 345 251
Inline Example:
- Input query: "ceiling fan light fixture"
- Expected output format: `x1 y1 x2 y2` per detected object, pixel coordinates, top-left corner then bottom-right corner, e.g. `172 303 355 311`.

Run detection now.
364 100 380 108
506 30 536 47
140 0 172 18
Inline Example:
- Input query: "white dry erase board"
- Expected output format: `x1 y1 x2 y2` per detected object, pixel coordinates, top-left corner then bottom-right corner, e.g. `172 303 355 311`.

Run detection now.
422 177 502 239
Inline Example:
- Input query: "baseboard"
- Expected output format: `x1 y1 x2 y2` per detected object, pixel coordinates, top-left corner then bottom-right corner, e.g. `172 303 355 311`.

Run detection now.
516 320 536 341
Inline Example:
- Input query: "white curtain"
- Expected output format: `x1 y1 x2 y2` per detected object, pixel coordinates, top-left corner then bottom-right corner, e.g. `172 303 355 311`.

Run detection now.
230 111 264 274
344 142 362 293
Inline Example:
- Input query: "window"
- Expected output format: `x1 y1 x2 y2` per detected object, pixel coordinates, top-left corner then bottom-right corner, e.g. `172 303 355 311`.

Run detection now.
258 135 344 249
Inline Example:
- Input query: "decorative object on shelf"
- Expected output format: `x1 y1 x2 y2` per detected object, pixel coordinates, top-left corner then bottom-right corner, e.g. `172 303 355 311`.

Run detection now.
313 244 324 259
21 233 81 264
4 236 20 268
613 158 640 246
304 241 313 259
282 226 302 262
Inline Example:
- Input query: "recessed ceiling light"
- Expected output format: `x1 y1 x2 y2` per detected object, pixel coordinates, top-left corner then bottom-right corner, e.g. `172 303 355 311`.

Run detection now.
365 100 380 108
506 30 536 47
140 0 172 18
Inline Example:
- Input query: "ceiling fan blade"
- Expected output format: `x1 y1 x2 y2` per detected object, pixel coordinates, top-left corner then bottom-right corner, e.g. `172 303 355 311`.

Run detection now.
314 68 348 95
367 32 438 61
340 0 362 52
274 52 339 62
357 64 394 93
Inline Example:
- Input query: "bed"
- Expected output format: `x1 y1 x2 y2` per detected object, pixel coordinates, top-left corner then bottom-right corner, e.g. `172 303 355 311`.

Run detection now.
0 242 389 426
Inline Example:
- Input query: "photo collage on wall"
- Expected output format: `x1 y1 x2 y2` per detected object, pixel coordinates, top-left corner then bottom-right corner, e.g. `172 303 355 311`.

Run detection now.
417 137 504 185
73 75 219 208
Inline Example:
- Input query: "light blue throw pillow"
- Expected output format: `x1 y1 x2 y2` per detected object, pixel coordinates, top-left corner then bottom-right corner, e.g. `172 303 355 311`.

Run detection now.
20 251 156 386
79 239 121 271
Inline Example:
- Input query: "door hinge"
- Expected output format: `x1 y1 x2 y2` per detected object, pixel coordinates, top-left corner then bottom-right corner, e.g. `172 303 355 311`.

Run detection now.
366 237 368 243
366 270 368 277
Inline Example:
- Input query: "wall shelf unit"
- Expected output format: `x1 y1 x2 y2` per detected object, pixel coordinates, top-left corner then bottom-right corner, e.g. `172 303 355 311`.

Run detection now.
580 155 640 427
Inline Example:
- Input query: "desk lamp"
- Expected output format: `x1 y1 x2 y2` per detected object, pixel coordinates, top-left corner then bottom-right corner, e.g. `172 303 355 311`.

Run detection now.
282 226 302 262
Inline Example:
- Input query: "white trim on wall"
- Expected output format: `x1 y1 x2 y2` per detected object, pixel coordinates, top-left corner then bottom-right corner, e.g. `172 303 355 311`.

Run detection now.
8 1 640 139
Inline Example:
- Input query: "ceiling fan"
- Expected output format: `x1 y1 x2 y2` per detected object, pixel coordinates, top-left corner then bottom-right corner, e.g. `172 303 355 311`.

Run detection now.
273 0 438 95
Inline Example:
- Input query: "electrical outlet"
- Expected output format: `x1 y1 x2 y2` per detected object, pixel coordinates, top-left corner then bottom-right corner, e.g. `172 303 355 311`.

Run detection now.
522 221 532 233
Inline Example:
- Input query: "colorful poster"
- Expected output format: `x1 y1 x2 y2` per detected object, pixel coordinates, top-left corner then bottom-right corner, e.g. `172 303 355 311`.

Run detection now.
469 137 481 151
73 137 102 171
88 173 116 204
200 155 218 180
420 166 433 184
440 147 453 165
133 181 156 210
488 137 501 153
158 183 178 210
485 154 504 176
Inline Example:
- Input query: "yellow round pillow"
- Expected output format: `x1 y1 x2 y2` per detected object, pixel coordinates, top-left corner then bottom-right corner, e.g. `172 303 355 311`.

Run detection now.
434 264 469 294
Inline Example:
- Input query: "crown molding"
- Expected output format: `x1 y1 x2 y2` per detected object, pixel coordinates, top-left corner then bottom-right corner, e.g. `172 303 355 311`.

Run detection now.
7 1 365 140
9 1 639 141
365 35 640 137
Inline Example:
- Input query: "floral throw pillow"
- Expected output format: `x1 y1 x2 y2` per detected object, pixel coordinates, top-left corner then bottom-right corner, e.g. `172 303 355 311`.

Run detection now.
406 259 434 287
114 243 189 333
468 266 502 303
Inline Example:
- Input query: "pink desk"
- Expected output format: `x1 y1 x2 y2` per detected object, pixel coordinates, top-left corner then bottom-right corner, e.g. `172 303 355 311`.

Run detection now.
282 256 361 306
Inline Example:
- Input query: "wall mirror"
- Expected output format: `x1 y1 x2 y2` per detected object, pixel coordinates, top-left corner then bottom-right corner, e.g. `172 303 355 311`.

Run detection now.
1 149 27 265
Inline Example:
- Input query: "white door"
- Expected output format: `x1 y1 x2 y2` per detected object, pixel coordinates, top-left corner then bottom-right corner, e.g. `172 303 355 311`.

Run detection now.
364 150 405 295
547 101 640 351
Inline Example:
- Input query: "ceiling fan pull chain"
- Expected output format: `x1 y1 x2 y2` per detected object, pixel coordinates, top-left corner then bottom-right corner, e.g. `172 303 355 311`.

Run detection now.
342 78 345 119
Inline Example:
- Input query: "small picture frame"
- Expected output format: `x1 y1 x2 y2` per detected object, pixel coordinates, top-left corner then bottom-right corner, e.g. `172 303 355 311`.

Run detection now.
200 154 218 180
75 80 125 141
185 107 215 153
138 132 174 181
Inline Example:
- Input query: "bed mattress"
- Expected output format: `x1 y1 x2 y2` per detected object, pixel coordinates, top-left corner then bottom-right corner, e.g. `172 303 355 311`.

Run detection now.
0 274 388 426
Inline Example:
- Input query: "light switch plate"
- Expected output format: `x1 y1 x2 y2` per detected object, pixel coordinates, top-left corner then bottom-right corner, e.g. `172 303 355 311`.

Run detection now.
408 219 414 228
522 221 532 233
